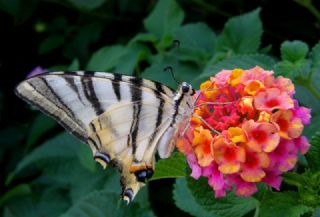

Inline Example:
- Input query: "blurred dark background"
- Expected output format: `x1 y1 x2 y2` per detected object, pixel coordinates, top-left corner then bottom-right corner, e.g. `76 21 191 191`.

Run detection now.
0 0 320 216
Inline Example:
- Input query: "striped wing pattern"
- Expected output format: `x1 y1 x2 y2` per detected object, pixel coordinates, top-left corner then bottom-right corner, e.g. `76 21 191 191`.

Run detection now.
15 71 194 203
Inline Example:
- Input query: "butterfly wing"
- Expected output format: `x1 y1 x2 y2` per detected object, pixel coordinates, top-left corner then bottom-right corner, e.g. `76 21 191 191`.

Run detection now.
15 71 177 202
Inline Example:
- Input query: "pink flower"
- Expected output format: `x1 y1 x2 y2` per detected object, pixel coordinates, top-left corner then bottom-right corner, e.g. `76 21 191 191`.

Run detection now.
294 136 310 154
204 163 229 197
254 88 294 112
240 151 270 182
272 110 303 139
227 175 258 197
211 69 232 86
213 136 246 174
240 66 273 85
187 154 202 179
269 139 298 172
242 120 280 153
262 170 282 190
293 101 311 125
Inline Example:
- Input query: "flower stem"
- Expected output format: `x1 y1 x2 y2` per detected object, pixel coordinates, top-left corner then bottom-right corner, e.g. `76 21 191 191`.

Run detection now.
253 201 260 217
296 76 320 101
305 82 320 101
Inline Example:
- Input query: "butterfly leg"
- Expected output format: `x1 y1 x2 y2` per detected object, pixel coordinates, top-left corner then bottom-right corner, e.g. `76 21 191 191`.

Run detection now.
192 113 221 135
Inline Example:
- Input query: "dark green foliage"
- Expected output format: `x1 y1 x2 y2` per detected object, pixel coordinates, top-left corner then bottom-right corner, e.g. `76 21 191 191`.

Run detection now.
173 177 256 217
1 0 320 216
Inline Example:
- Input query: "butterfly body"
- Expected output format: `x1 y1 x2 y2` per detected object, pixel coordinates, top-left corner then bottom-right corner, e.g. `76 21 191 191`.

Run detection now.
15 71 195 203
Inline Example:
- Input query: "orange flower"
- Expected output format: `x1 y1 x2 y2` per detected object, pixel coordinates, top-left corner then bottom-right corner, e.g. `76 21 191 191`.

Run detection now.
213 136 245 174
254 88 294 112
240 151 270 182
244 80 264 95
192 126 214 167
242 120 280 153
227 127 247 144
272 110 303 139
229 68 244 86
239 96 255 118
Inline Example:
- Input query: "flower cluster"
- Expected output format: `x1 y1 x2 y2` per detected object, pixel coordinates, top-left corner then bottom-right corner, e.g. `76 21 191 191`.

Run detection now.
177 66 311 197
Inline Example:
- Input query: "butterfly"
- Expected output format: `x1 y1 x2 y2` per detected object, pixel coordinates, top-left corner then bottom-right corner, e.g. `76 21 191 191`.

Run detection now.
15 71 195 203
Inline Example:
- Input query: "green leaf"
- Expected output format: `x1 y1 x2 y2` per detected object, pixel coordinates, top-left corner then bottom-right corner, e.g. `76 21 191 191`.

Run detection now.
141 57 201 89
143 0 184 39
306 132 320 171
304 115 320 139
281 40 309 63
77 142 97 173
0 184 32 207
259 191 312 217
311 41 320 72
9 132 112 204
37 187 70 217
173 178 216 217
216 8 262 54
195 54 276 86
3 196 39 217
86 45 128 71
173 177 256 217
310 42 320 92
141 63 177 88
12 133 82 176
60 189 155 217
129 33 158 45
67 0 106 10
149 152 186 181
38 35 65 55
294 84 320 116
25 114 57 149
64 22 104 62
68 59 80 71
115 44 150 75
174 22 216 64
0 0 37 24
274 59 311 79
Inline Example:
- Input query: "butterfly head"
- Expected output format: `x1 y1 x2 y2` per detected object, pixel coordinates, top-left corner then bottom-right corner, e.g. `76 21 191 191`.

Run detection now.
180 82 195 96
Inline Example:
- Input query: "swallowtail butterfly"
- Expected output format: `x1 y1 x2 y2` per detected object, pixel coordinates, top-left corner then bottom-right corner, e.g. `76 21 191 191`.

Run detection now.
15 71 195 203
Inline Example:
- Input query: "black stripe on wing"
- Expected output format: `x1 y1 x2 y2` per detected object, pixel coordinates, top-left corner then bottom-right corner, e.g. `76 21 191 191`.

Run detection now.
170 93 184 127
128 77 143 154
39 71 175 98
112 73 122 101
149 82 165 144
15 81 87 142
81 76 105 115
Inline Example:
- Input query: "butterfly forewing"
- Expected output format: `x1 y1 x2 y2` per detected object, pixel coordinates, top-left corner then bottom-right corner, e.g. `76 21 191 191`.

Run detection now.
15 71 192 202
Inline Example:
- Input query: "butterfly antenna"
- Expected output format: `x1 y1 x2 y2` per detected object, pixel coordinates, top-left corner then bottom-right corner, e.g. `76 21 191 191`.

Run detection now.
163 40 181 85
164 66 179 84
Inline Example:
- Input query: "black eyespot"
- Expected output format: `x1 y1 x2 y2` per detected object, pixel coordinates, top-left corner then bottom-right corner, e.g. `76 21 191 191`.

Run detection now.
146 169 153 179
135 170 147 182
135 169 154 182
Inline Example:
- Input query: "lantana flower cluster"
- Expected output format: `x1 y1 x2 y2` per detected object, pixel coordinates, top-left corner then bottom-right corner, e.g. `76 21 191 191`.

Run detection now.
177 66 311 197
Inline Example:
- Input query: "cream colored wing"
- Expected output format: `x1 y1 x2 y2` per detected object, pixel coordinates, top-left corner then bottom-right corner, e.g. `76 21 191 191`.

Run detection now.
88 100 174 203
15 71 177 203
